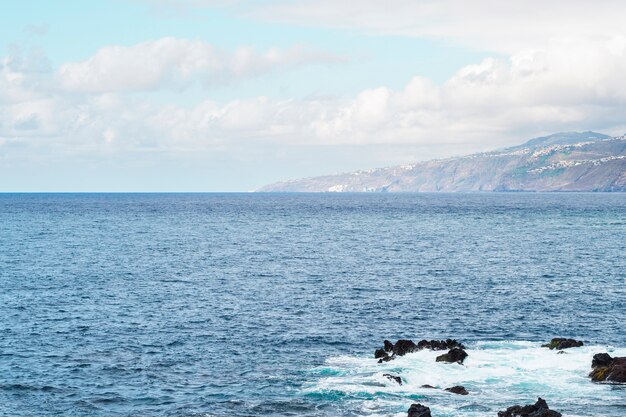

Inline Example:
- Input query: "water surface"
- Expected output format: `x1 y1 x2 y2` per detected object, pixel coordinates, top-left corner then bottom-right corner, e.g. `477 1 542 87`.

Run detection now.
0 193 624 416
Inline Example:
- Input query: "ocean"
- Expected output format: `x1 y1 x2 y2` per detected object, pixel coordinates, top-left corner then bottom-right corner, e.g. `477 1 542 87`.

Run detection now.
0 193 624 416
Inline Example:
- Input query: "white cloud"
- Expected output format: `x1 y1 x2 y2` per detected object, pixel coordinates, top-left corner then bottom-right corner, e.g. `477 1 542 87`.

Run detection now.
3 10 626 167
4 36 626 155
57 37 342 93
181 0 626 54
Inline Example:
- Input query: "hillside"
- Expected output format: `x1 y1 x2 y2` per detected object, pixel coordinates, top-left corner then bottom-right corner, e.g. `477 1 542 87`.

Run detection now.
258 132 626 192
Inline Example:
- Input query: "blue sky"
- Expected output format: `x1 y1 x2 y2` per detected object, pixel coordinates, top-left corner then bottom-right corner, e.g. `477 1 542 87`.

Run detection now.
2 0 626 191
3 0 486 97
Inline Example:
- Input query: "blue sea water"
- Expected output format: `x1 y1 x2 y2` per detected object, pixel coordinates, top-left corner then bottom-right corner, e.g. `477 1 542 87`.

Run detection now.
0 193 624 417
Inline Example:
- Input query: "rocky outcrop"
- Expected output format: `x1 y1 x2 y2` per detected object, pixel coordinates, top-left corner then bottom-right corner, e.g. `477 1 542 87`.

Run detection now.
592 352 613 368
407 403 432 417
497 398 562 417
374 339 465 362
417 339 465 351
542 338 584 350
444 385 468 395
435 348 468 364
383 373 402 385
589 353 626 383
393 339 418 356
383 339 394 352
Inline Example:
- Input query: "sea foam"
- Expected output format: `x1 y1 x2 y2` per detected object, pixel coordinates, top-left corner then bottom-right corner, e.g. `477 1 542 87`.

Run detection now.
303 341 626 417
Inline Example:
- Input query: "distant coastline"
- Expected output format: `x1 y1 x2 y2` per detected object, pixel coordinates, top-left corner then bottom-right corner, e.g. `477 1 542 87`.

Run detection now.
258 131 626 192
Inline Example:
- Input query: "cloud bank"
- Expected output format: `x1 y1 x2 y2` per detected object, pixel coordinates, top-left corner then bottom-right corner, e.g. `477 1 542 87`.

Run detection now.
3 36 626 155
4 1 626 180
151 0 626 53
58 38 340 92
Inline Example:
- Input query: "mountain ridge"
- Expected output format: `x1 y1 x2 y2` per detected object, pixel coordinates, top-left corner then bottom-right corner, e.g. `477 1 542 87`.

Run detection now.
257 132 626 192
506 131 611 150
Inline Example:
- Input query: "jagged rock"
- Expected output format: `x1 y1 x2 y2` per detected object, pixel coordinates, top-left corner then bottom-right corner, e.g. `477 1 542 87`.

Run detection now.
608 359 626 382
589 353 626 383
383 373 402 385
407 403 432 417
375 338 466 363
378 355 394 363
436 348 468 364
542 338 583 350
383 339 394 352
417 339 465 350
445 385 468 395
497 398 562 417
592 352 613 368
417 339 465 351
375 349 387 359
393 339 418 356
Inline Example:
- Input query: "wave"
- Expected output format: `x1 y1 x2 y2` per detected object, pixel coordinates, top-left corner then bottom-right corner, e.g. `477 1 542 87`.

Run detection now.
301 341 626 416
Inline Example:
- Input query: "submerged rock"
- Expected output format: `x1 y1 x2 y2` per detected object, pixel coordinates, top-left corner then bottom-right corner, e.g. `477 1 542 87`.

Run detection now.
542 338 583 350
407 403 432 417
435 348 468 364
497 397 562 417
444 385 468 395
420 384 437 389
383 373 402 385
589 353 626 383
458 403 490 412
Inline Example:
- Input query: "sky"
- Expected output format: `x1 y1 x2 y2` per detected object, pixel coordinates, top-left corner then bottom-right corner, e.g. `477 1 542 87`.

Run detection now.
2 0 626 191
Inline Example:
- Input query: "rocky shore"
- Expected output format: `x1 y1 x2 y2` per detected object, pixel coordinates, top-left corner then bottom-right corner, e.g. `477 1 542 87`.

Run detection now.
374 339 466 363
589 352 626 383
407 398 562 417
371 337 624 416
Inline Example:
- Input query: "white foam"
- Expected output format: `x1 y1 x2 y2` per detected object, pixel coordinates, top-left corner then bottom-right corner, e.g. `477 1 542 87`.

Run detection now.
303 341 626 417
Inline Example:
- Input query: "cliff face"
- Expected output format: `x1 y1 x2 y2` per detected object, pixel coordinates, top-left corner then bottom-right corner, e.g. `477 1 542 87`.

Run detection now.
257 132 626 192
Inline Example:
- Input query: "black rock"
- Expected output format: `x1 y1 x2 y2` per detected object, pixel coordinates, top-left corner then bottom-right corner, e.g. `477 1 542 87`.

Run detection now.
393 339 418 356
383 339 394 352
420 384 437 389
407 403 432 417
592 352 613 368
497 398 562 417
417 339 465 351
377 355 394 363
445 385 468 395
589 353 626 383
376 338 467 365
436 348 468 364
542 338 583 350
375 349 387 359
383 373 402 385
607 358 626 382
445 338 465 350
